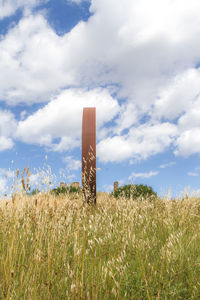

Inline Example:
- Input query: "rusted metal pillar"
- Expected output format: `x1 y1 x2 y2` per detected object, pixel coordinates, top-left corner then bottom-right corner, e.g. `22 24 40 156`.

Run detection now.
82 108 96 204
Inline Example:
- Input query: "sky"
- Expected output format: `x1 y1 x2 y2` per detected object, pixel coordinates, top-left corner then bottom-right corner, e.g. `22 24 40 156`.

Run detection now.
1 0 200 198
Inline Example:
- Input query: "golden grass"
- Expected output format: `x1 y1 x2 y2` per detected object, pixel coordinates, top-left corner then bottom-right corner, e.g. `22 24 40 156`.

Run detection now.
0 192 200 299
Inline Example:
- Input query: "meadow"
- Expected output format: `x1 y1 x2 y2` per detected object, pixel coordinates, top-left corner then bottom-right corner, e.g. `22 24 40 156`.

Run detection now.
0 190 200 299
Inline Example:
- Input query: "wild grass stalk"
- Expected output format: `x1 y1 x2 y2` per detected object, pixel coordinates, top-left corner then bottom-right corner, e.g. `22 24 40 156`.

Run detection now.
0 193 199 299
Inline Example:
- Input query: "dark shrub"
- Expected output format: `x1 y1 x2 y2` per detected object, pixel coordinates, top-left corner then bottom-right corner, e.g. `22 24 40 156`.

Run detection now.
27 188 40 196
113 184 157 200
52 186 81 196
32 189 40 195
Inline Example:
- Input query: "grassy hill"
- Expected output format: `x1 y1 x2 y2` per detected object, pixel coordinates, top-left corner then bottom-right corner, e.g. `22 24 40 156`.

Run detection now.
0 192 200 299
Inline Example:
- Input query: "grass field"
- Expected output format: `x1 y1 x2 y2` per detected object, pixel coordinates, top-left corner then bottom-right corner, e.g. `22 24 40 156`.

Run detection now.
0 191 200 299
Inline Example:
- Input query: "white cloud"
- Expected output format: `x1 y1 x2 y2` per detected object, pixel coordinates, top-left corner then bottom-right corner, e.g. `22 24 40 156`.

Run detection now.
29 173 40 186
0 14 71 105
0 168 14 179
187 172 198 177
20 110 27 120
86 0 200 112
0 168 14 195
154 69 200 120
1 0 200 161
160 161 176 169
16 88 120 151
172 94 200 157
1 0 200 110
0 109 17 137
114 102 139 134
0 109 16 151
178 97 200 131
0 0 47 20
63 156 81 171
67 0 89 4
97 123 177 163
174 128 200 157
0 136 14 151
97 136 132 163
128 171 159 181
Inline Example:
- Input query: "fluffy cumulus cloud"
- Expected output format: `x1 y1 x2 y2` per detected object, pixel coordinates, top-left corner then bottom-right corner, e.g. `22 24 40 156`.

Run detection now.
0 136 13 151
154 69 200 121
0 0 47 20
16 88 120 151
0 109 16 151
97 123 177 162
86 0 200 108
0 14 71 105
2 0 200 161
174 128 200 157
2 0 200 107
63 156 81 171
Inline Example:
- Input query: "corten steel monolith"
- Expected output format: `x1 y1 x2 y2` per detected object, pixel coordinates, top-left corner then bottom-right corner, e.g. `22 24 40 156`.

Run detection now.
82 108 96 204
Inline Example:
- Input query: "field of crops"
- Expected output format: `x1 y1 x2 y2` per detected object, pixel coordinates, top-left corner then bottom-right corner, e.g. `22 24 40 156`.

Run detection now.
0 192 200 299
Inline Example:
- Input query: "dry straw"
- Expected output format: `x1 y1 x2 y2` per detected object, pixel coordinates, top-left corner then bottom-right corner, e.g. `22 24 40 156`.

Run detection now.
0 168 200 299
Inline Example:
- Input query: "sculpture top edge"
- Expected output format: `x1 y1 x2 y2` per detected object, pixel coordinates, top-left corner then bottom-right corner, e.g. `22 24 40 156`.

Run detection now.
83 107 96 110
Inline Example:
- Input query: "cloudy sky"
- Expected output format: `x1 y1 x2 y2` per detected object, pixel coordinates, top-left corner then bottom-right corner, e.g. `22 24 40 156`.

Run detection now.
1 0 200 197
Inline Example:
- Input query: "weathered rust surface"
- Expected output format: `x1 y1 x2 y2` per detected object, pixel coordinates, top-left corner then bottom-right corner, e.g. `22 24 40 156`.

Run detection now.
82 107 96 204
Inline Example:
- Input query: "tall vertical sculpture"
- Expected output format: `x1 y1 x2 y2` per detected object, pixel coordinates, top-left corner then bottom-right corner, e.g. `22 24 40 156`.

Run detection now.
82 108 96 204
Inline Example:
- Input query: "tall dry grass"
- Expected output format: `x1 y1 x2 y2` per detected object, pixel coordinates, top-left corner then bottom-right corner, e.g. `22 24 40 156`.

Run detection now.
0 192 200 299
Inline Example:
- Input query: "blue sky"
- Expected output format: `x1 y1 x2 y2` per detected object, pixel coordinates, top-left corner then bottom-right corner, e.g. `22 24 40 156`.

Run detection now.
1 0 200 198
